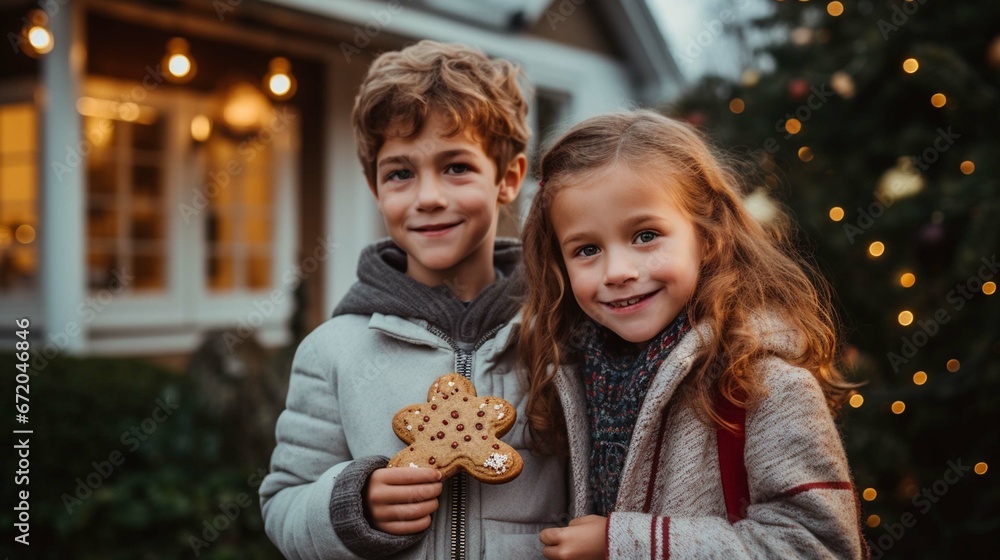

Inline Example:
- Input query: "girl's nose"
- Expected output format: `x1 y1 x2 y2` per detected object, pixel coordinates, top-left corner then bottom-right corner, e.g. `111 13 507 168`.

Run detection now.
603 248 639 285
415 176 448 211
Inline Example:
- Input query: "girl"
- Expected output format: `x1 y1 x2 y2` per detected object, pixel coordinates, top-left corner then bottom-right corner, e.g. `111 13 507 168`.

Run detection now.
522 110 867 559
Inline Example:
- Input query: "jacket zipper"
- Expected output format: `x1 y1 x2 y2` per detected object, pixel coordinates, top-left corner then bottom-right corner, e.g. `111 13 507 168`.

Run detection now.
426 324 506 560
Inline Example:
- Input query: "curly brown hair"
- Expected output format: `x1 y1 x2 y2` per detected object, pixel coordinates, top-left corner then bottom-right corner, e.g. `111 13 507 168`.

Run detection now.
352 40 531 187
519 110 858 454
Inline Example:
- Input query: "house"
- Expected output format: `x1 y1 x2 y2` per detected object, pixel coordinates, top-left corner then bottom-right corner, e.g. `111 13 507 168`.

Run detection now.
0 0 682 361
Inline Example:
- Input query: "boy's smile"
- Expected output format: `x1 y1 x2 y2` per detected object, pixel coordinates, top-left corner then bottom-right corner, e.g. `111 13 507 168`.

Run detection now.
551 165 702 344
372 110 523 301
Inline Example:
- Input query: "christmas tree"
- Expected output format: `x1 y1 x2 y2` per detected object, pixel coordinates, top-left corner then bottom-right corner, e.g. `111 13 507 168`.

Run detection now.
668 1 999 557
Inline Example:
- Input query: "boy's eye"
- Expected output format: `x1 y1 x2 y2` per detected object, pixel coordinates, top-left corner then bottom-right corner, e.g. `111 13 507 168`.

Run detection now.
445 163 470 175
635 231 659 244
575 245 600 258
384 169 413 182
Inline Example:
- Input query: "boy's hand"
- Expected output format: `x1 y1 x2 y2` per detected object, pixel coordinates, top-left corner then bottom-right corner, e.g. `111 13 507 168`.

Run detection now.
364 467 443 535
539 515 607 560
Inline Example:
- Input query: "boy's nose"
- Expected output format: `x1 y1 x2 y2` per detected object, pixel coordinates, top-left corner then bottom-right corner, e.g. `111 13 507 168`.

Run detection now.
415 176 448 211
603 248 639 286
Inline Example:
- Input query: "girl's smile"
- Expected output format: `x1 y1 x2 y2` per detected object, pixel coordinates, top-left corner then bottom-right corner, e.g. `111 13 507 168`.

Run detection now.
551 165 702 344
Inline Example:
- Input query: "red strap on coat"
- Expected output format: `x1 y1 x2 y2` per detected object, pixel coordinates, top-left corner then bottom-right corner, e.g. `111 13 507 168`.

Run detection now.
716 393 750 523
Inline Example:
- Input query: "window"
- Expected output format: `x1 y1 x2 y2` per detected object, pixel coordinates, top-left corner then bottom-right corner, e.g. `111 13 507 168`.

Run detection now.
0 102 38 293
84 105 167 292
204 132 273 292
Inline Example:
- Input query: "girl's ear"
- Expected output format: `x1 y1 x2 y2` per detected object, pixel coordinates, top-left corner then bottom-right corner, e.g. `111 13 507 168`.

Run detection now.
498 153 528 204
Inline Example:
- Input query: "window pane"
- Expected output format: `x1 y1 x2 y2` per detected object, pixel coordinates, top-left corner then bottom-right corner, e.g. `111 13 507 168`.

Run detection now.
87 249 117 291
0 103 36 154
248 253 271 289
87 205 118 239
87 156 117 196
132 119 164 151
244 214 271 246
132 207 162 241
131 250 165 291
132 164 162 200
208 251 234 291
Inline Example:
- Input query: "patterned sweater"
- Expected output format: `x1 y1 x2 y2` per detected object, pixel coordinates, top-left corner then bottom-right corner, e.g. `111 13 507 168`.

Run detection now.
555 313 867 559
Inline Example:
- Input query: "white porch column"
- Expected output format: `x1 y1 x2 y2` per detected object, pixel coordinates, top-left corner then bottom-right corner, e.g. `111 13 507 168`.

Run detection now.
323 53 383 315
39 0 87 354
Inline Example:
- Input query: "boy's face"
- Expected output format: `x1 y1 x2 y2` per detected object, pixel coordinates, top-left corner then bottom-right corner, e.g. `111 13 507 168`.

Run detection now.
371 110 523 293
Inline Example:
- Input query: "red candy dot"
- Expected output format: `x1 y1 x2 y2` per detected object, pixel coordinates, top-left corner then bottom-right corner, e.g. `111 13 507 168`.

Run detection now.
492 444 499 449
463 397 468 401
481 435 488 440
430 436 435 441
443 394 449 400
451 442 459 449
451 411 460 418
442 419 449 425
477 411 485 417
475 423 483 430
456 424 464 431
431 404 437 410
437 431 445 439
464 435 471 441
423 416 430 422
429 457 436 465
417 425 424 431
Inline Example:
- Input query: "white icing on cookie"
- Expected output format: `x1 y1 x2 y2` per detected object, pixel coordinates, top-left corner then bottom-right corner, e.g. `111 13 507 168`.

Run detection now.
484 452 510 474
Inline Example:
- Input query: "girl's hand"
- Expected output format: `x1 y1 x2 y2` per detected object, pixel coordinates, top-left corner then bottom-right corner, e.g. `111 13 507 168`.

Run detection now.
539 515 607 560
364 467 442 535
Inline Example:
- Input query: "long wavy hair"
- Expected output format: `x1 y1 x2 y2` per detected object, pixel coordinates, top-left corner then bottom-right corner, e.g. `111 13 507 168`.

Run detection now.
519 110 857 454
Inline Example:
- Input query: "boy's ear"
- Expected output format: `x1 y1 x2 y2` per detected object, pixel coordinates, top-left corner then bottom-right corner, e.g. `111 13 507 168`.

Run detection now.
497 153 528 204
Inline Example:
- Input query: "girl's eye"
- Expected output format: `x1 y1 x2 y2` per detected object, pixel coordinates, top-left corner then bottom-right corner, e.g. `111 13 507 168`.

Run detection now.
575 245 600 258
446 163 470 175
635 231 659 244
384 169 413 182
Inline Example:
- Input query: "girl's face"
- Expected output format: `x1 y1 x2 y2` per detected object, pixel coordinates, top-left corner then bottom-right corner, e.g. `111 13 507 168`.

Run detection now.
550 165 702 344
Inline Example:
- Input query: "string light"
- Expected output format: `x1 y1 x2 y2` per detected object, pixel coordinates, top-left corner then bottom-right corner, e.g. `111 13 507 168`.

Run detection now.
862 488 877 501
27 25 53 54
891 401 906 414
960 161 975 175
264 57 297 100
946 359 960 372
903 58 919 73
163 38 196 83
785 118 802 134
900 272 916 287
827 1 844 16
867 514 881 528
849 393 864 408
898 311 914 326
191 115 212 142
984 281 996 295
974 462 988 475
729 98 745 114
912 371 927 385
829 207 844 221
868 241 885 257
798 146 814 162
930 93 947 108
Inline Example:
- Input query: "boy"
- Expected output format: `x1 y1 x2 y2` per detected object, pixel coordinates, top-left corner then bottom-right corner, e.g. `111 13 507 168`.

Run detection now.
260 41 569 559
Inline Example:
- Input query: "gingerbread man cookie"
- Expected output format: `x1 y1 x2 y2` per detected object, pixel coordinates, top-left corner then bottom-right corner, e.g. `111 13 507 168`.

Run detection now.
387 373 523 484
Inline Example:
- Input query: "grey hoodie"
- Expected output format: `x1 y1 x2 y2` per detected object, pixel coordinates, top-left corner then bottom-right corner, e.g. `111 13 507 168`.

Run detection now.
260 239 569 560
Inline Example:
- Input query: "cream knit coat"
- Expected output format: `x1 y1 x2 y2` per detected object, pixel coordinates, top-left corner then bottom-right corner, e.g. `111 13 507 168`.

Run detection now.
555 315 866 559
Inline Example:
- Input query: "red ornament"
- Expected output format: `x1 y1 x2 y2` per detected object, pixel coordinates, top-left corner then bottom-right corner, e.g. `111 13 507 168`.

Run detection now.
788 78 810 100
